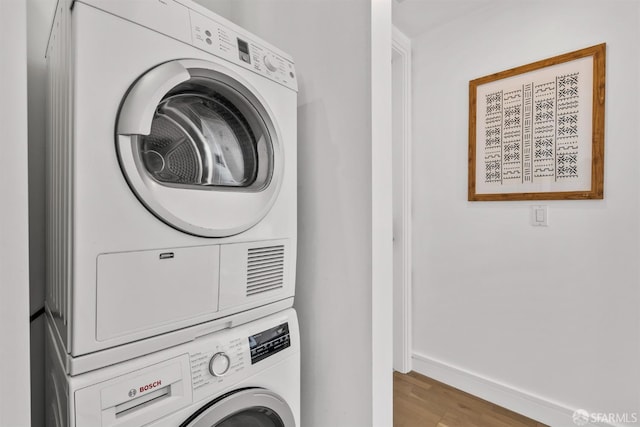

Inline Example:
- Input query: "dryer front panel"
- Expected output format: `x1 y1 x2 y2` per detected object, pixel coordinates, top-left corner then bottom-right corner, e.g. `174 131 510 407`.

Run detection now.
117 59 284 237
95 245 220 342
47 0 297 362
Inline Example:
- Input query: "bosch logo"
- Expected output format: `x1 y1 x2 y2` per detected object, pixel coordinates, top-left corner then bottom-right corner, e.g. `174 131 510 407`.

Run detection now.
128 389 136 398
139 380 162 393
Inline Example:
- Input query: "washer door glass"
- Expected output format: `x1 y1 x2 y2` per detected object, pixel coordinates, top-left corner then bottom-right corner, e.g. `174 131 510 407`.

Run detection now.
117 60 285 237
180 388 295 427
215 407 284 427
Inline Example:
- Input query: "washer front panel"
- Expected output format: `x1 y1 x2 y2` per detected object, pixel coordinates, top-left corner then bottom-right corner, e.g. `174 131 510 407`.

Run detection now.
180 388 295 427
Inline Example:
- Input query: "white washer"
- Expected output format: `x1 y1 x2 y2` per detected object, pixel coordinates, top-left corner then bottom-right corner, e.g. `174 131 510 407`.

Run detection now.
45 0 297 374
46 309 300 427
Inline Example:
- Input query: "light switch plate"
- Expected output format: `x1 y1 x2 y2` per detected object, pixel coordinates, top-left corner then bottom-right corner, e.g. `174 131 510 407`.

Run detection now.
531 206 548 226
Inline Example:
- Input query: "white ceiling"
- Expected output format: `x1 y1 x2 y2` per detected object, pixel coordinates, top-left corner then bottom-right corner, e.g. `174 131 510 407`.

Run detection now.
392 0 500 39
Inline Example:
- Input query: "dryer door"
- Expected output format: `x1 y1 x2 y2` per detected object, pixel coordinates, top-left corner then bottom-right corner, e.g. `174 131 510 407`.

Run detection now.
117 59 283 237
180 388 296 427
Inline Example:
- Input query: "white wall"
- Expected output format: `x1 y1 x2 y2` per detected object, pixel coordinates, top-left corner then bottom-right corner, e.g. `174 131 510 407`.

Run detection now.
0 1 32 426
224 1 375 426
411 1 640 425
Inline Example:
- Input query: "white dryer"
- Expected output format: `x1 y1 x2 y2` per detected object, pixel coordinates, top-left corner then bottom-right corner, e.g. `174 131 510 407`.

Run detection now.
45 0 297 374
46 309 300 427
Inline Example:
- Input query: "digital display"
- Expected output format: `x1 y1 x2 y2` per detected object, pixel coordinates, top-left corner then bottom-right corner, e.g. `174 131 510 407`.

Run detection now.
249 322 290 364
237 38 251 64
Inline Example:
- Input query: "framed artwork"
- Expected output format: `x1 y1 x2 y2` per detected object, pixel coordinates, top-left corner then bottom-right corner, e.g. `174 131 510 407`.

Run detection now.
468 43 606 201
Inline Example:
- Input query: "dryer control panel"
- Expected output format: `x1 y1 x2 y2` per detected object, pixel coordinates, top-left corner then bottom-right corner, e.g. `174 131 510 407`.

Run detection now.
189 10 297 91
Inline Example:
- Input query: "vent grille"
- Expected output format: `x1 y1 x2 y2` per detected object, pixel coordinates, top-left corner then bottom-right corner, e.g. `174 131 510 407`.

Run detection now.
46 0 73 331
246 245 285 296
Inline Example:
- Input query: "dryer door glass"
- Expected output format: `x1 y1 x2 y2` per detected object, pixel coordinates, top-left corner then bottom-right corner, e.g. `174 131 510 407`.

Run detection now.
138 76 272 191
117 60 287 237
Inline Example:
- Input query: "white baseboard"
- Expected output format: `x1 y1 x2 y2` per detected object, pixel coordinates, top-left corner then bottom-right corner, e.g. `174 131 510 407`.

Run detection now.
411 352 623 427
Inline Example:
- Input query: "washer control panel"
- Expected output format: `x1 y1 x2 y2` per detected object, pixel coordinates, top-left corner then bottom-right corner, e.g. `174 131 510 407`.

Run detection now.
189 10 297 91
188 321 291 399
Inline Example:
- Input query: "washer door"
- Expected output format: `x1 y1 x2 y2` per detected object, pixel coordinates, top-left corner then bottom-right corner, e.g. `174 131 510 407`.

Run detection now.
117 59 283 237
180 388 295 427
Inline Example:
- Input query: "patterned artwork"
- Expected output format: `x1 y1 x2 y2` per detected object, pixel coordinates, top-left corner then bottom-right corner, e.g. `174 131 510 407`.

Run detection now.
473 54 596 197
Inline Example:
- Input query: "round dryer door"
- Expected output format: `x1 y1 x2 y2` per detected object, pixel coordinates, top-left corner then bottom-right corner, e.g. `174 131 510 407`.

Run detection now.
179 388 296 427
116 59 283 237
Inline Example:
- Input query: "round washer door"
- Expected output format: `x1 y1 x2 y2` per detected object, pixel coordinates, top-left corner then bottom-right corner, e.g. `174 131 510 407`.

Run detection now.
116 59 284 237
179 388 296 427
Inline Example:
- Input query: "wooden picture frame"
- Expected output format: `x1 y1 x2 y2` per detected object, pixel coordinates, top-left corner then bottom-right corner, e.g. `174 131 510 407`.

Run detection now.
468 43 606 201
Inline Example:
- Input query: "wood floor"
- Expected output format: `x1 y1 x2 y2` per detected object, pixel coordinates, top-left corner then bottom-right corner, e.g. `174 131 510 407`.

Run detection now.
393 371 549 427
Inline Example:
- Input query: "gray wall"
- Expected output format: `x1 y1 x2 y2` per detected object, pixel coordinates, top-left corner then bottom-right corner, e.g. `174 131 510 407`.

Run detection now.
410 1 640 424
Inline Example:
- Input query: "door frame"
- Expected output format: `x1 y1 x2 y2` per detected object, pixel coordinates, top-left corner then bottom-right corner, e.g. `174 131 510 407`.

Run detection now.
392 26 413 374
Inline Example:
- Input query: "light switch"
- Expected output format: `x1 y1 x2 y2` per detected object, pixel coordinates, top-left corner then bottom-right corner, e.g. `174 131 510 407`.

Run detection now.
531 206 548 227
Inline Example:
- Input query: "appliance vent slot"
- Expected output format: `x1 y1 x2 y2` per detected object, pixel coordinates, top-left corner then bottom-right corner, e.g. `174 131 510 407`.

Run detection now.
45 0 73 332
246 245 285 296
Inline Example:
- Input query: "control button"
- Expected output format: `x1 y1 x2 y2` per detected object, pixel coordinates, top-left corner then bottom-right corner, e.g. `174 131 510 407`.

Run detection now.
206 38 212 45
264 55 278 72
209 352 231 377
205 30 211 37
239 52 251 64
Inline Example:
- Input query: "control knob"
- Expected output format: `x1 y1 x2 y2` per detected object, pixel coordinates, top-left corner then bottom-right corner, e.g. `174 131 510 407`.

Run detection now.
263 55 278 72
209 352 231 377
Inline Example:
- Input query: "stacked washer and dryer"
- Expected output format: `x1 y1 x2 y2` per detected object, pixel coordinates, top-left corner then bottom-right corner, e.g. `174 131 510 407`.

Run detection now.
44 1 299 425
